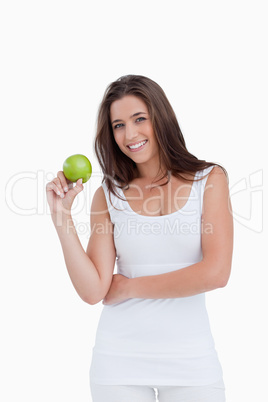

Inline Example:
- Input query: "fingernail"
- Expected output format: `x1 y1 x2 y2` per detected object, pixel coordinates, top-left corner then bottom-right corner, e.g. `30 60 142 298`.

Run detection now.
60 193 64 198
64 187 68 192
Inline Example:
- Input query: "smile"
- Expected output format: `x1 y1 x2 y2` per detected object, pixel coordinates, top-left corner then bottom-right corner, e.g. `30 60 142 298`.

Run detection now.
127 140 148 151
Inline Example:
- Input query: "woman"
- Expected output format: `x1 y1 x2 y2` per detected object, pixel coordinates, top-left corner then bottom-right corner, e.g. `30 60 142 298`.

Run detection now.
46 75 233 402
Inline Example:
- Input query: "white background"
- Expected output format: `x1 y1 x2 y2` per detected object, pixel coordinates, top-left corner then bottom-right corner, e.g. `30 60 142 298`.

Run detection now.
1 1 267 401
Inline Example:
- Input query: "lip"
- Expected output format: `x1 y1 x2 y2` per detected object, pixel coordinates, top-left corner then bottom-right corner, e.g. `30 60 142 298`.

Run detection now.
126 139 148 152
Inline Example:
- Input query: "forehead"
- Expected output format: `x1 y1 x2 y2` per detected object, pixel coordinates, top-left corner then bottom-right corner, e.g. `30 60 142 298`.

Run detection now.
110 95 148 119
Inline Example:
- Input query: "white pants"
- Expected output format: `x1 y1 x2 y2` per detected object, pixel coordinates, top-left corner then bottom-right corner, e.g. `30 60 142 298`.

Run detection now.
90 379 225 402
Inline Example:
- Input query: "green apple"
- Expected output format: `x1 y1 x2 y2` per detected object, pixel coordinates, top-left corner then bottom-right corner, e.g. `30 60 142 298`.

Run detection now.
63 154 92 183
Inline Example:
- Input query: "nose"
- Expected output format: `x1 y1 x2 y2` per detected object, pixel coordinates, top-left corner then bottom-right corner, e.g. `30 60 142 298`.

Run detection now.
125 123 138 142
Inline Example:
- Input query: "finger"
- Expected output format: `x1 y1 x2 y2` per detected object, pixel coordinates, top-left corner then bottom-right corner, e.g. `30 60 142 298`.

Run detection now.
53 182 65 198
46 181 64 197
102 297 108 305
46 182 55 193
63 178 83 203
75 178 84 193
76 178 83 188
52 177 65 198
57 171 70 192
71 178 84 195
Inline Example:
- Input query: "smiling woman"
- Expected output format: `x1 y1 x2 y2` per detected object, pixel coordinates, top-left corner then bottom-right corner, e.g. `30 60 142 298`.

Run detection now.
110 95 160 173
46 74 233 402
95 75 228 200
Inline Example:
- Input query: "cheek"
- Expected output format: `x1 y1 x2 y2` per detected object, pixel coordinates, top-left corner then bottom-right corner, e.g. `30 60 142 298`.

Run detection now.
149 130 158 146
114 133 127 153
113 132 120 145
114 138 123 151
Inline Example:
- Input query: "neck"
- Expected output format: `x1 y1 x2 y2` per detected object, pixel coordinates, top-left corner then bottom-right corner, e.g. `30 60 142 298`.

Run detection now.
135 162 168 182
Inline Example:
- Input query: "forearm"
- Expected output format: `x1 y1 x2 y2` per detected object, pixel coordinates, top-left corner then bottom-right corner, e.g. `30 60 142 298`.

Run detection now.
128 259 228 299
53 213 101 304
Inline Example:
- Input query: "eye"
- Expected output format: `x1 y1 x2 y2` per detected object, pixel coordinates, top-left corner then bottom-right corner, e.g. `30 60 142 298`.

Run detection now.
136 117 146 123
113 123 124 130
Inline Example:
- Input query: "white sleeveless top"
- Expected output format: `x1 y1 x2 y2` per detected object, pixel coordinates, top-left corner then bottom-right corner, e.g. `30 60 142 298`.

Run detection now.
89 166 223 386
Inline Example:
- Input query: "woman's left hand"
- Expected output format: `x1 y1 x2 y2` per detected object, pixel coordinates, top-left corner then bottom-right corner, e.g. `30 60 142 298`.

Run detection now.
102 274 131 305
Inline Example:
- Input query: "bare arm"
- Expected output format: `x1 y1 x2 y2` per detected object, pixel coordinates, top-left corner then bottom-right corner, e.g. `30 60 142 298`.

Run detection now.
46 172 116 304
103 166 233 304
85 186 116 303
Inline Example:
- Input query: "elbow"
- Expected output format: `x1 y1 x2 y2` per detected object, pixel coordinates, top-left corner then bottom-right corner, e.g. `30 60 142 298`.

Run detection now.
212 272 230 289
81 288 108 305
216 275 229 289
82 297 97 305
79 279 108 305
217 263 232 288
81 296 101 306
81 293 102 305
206 262 231 290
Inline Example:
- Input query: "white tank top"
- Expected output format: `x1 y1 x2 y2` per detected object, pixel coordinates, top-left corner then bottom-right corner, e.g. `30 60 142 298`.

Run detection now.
90 166 223 386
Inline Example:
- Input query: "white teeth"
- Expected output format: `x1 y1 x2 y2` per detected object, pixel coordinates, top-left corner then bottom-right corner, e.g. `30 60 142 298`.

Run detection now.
128 140 147 149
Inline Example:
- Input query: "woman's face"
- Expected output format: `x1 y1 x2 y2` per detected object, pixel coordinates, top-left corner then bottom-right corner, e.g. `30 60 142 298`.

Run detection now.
110 95 160 168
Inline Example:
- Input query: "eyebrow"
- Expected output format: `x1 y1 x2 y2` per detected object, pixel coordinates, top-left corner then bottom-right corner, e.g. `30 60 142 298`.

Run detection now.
111 112 147 125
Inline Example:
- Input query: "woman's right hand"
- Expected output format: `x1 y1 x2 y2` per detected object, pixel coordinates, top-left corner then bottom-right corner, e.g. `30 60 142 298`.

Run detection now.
46 171 84 218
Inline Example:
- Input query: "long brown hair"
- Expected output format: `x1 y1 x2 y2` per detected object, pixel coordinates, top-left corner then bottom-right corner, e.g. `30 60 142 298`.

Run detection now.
94 74 227 198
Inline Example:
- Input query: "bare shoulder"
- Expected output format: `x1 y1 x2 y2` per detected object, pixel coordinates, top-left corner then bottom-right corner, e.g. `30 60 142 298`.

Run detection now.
90 185 110 217
208 165 227 178
205 165 229 190
203 165 232 214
